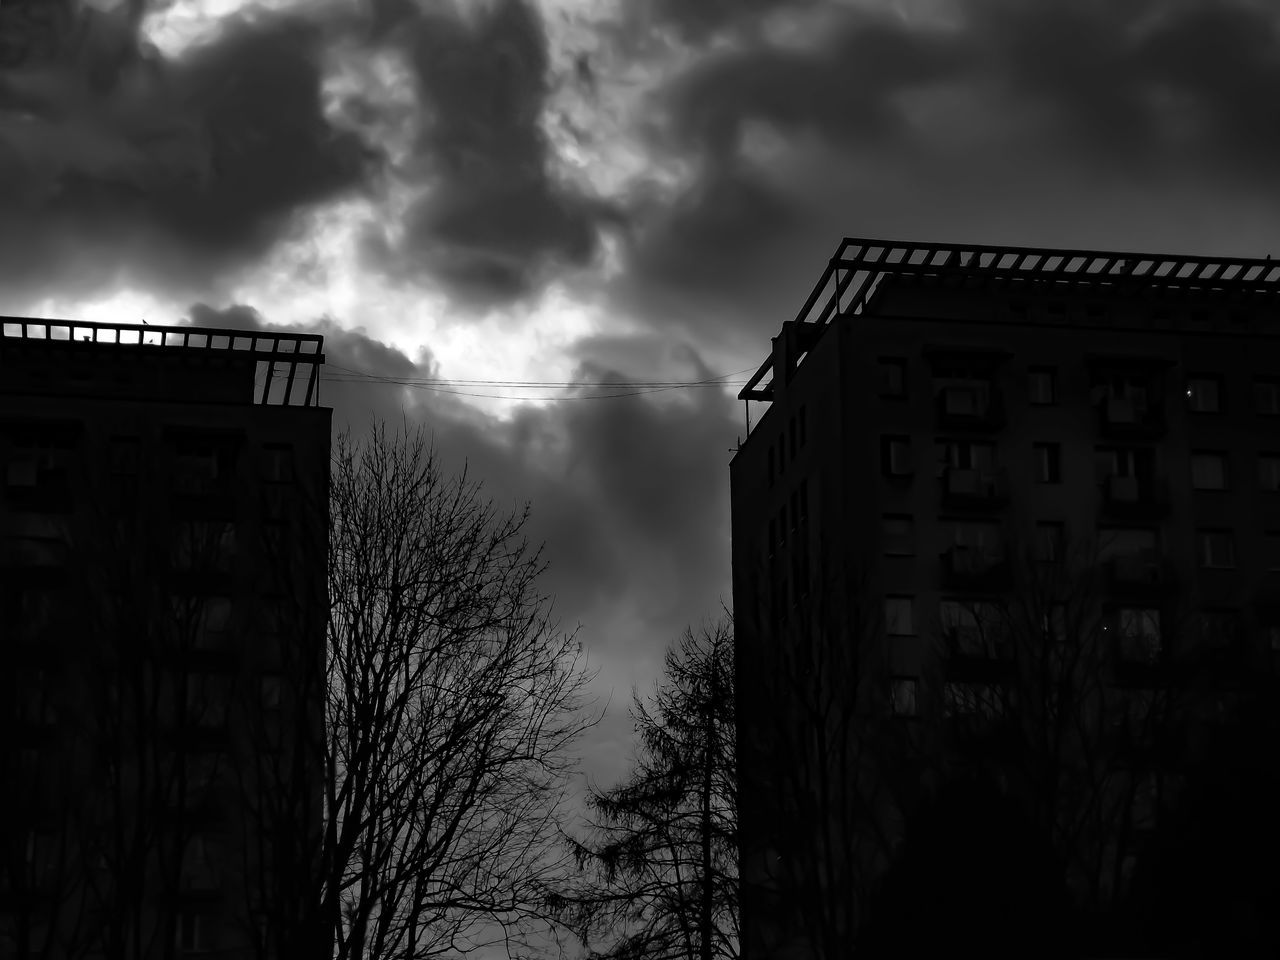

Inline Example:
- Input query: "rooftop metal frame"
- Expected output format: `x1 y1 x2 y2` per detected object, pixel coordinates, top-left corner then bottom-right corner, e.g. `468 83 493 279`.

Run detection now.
0 317 326 407
738 238 1280 403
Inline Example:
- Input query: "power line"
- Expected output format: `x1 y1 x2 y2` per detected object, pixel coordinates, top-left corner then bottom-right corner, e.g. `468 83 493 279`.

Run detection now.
317 362 754 401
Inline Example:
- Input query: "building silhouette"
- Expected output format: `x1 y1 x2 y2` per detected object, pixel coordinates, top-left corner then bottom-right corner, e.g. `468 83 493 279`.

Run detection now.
0 318 330 958
729 240 1280 958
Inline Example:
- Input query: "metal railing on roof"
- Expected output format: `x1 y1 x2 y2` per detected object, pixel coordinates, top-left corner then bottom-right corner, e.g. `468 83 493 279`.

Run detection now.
0 317 326 407
738 238 1280 402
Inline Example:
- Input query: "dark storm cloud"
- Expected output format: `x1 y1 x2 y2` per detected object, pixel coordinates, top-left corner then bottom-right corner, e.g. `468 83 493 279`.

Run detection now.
357 0 614 307
0 1 373 305
614 0 1280 341
149 14 374 255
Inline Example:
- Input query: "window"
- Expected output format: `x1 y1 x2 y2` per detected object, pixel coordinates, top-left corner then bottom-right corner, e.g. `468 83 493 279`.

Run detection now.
173 521 236 573
1255 377 1280 416
1190 452 1228 490
1266 532 1280 572
1260 454 1280 492
186 674 229 728
1093 372 1149 406
184 752 220 793
1033 443 1061 483
1035 521 1065 562
1028 367 1056 405
881 436 912 478
261 676 282 711
1200 610 1240 648
798 406 807 446
878 358 907 398
109 437 140 475
263 597 288 639
767 446 775 488
1186 375 1222 413
1098 527 1158 562
175 909 208 954
948 520 1002 554
262 444 294 483
197 596 233 648
1116 607 1162 662
1040 604 1067 644
186 834 209 870
884 596 914 636
767 519 777 558
944 682 1003 718
5 433 76 498
940 600 1006 657
1197 529 1236 569
881 515 914 556
1095 445 1153 481
890 677 918 718
938 439 996 473
798 480 808 524
778 505 787 546
788 416 797 460
174 451 220 495
1268 624 1280 654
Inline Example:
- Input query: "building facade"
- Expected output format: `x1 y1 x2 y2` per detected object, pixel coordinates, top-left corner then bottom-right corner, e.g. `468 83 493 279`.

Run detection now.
729 240 1280 958
0 318 330 959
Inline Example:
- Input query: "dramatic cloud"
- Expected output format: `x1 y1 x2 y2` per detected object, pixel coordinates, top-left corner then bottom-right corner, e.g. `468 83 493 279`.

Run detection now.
356 0 615 306
609 0 1280 351
0 0 373 304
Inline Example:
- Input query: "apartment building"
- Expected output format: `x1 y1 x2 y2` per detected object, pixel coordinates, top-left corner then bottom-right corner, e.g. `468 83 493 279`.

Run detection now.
729 240 1280 958
0 318 330 958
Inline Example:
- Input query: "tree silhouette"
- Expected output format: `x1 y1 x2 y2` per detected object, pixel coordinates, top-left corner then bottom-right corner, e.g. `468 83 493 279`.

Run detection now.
553 615 738 960
249 424 600 960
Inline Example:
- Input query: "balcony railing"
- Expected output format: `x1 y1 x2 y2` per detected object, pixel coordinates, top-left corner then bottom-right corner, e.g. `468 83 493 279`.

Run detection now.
1100 474 1170 520
1097 395 1166 440
939 545 1012 590
941 467 1010 511
935 384 1006 431
944 626 1015 683
1105 552 1168 600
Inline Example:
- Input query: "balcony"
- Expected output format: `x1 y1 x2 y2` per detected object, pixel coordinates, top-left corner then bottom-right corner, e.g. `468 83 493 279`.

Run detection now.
943 624 1015 683
941 467 1010 511
1105 552 1168 600
1097 395 1166 441
939 545 1012 590
1099 474 1170 521
935 384 1005 431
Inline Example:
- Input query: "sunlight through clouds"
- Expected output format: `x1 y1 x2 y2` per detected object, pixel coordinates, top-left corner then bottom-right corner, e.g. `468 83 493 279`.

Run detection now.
139 0 326 56
220 191 603 418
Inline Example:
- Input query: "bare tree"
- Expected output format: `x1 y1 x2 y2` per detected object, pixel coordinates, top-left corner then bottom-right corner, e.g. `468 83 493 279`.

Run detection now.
552 615 738 960
905 521 1239 947
734 526 911 960
246 424 599 960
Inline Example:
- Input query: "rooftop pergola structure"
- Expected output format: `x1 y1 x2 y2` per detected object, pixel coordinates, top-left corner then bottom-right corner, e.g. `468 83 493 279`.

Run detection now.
0 317 326 407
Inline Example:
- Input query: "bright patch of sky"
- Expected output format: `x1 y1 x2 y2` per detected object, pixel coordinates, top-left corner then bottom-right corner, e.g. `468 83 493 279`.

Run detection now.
139 0 322 56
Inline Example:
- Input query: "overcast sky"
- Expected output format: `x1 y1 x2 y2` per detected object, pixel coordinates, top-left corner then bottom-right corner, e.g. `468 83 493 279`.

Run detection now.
5 0 1280 793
